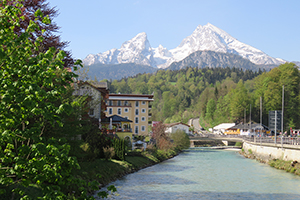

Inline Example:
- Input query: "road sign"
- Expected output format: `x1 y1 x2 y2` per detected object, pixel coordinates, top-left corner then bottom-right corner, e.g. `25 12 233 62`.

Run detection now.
269 110 282 130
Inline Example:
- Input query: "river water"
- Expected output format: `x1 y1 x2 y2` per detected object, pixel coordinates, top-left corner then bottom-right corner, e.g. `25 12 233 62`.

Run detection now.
97 148 300 199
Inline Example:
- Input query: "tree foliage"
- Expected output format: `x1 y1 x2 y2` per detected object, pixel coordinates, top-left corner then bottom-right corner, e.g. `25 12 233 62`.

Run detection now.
0 2 91 199
170 130 190 151
13 0 74 68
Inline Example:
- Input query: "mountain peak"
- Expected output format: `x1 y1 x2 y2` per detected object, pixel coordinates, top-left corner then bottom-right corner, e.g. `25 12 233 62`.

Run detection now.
167 23 284 67
83 23 284 68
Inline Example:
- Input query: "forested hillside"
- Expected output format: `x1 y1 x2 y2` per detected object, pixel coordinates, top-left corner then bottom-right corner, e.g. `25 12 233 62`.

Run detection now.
101 67 261 125
101 63 300 131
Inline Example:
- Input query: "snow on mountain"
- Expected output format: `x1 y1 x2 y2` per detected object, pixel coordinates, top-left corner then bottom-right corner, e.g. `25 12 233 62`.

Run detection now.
152 44 172 66
160 23 284 68
83 32 156 67
83 23 285 68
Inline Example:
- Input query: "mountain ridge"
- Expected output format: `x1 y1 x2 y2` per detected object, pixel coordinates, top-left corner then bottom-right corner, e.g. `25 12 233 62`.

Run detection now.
83 23 286 68
167 50 277 71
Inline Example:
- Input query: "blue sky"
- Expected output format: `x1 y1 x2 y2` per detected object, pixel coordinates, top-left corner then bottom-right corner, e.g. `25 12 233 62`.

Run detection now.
48 0 300 62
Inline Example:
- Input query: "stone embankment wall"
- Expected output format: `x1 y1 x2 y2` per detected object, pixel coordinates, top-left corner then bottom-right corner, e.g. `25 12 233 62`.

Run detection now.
243 142 300 163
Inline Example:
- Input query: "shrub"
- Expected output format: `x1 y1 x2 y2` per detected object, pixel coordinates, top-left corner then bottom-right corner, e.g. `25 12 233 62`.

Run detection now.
248 149 253 154
113 138 126 160
103 147 115 160
170 130 190 150
152 122 173 150
146 143 157 153
290 168 296 173
85 131 114 158
235 142 242 147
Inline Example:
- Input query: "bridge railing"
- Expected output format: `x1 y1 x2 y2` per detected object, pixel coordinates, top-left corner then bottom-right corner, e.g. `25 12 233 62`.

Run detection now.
195 134 300 146
243 136 300 146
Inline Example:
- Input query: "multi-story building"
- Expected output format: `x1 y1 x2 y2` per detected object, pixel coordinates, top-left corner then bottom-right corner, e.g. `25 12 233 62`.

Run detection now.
105 94 154 135
73 81 109 120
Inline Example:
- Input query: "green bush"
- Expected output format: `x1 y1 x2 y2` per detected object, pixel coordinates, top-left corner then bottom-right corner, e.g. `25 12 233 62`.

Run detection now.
113 138 126 160
248 149 253 154
235 142 242 147
170 130 190 150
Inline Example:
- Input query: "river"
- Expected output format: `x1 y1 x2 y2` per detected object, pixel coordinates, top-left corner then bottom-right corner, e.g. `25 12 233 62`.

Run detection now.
97 148 300 199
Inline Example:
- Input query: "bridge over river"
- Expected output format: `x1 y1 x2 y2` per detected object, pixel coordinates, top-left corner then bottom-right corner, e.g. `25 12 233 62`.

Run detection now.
189 134 300 149
189 134 243 147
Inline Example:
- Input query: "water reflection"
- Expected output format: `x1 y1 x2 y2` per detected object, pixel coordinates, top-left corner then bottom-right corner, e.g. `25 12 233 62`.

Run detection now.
97 148 300 200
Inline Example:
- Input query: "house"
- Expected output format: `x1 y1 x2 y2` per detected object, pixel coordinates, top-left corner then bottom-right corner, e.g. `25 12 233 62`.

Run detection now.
212 123 236 134
165 122 192 135
72 81 109 120
105 94 154 135
224 122 269 136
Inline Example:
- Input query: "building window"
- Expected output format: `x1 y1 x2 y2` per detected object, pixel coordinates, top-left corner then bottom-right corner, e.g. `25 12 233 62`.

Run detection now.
135 109 139 115
117 100 121 106
142 101 146 105
141 126 145 131
124 100 128 106
135 101 139 107
109 100 112 106
135 126 139 134
135 117 138 124
118 108 121 115
141 108 146 113
89 108 94 116
109 108 112 115
141 117 145 121
124 108 128 112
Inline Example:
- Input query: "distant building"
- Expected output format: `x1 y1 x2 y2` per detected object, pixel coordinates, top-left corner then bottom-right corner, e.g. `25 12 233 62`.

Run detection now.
105 94 154 134
225 122 269 136
165 122 192 135
212 123 236 134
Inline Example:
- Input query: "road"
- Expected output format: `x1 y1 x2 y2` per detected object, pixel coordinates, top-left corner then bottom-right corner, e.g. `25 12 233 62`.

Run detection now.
188 118 202 133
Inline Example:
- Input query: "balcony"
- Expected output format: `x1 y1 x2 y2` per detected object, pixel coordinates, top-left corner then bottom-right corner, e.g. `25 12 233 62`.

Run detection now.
107 102 132 107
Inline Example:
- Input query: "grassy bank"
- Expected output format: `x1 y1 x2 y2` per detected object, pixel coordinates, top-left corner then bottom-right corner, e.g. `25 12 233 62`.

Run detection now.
75 148 179 196
240 148 300 176
268 159 300 175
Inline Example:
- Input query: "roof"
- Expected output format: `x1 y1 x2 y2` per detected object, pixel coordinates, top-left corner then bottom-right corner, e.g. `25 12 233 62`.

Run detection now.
229 122 269 130
78 81 108 90
108 93 154 101
102 115 133 123
74 81 109 98
164 122 190 128
213 123 235 130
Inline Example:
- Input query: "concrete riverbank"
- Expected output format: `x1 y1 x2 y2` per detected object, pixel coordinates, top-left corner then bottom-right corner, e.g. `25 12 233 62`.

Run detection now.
242 141 300 163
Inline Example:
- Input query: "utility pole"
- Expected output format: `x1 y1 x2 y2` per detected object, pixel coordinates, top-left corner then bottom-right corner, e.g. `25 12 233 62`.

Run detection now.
244 108 246 125
282 85 284 136
250 104 252 134
260 96 262 136
275 111 277 144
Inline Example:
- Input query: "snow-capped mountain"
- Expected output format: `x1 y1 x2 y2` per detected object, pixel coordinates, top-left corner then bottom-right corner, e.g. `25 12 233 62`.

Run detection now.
83 23 285 68
83 32 156 67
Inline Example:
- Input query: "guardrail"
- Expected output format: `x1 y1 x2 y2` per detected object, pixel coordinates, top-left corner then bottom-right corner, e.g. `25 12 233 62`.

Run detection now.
243 136 300 146
195 134 300 146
